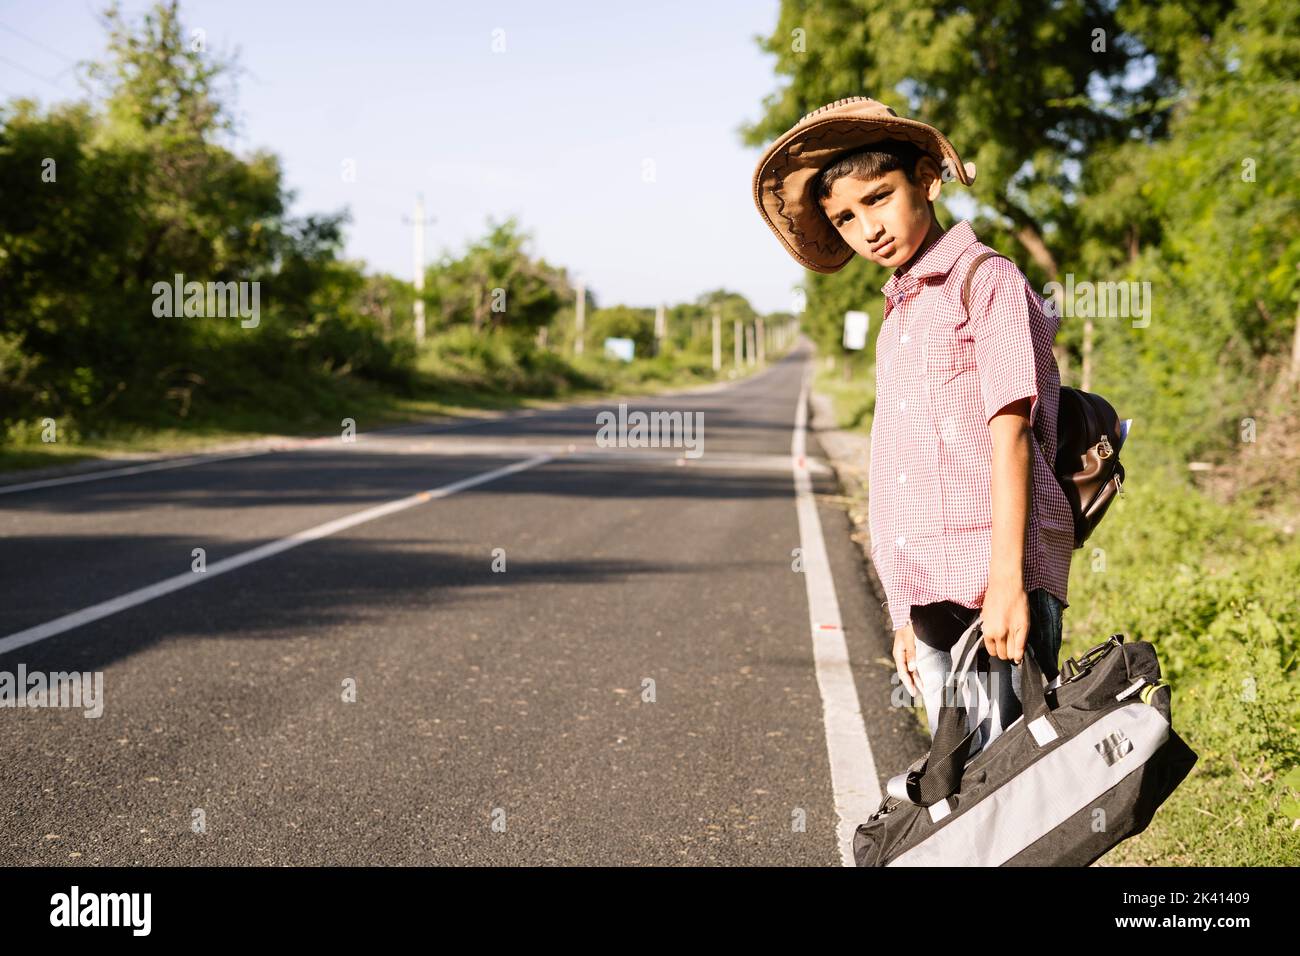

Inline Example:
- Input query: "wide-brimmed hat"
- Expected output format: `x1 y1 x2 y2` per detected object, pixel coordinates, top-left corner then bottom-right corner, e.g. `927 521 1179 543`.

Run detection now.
752 96 977 274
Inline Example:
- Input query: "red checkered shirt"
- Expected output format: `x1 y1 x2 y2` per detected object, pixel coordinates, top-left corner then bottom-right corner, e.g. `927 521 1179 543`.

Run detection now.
868 220 1074 631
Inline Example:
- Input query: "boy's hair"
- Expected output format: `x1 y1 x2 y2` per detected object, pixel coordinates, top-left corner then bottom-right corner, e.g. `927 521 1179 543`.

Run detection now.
814 138 936 213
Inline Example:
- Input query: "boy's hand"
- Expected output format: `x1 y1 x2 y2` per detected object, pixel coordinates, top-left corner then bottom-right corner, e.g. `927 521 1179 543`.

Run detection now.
892 621 921 697
981 579 1030 663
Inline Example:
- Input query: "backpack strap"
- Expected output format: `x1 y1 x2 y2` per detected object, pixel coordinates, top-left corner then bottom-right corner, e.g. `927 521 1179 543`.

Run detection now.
960 250 1049 447
960 250 1012 320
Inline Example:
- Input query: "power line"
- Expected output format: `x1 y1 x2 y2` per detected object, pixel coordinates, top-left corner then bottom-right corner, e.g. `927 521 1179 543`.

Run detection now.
0 22 81 65
0 53 76 93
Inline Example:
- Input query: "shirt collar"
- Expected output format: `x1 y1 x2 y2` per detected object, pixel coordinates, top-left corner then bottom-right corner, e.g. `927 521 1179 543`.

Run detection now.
879 220 979 299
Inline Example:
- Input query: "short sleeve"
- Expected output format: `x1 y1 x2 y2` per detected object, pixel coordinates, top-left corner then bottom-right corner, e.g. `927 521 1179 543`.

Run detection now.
968 257 1041 427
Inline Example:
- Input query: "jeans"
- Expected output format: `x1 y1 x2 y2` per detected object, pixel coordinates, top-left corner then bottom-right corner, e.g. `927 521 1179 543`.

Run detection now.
908 588 1064 751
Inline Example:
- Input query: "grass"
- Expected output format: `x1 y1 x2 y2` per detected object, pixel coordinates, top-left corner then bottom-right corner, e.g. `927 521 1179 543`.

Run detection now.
813 354 1300 867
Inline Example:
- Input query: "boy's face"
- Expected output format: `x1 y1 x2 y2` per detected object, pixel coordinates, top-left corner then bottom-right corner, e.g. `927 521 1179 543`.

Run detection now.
818 157 943 269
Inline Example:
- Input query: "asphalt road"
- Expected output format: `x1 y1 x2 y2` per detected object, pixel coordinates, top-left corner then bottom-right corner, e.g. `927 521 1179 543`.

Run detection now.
0 341 927 865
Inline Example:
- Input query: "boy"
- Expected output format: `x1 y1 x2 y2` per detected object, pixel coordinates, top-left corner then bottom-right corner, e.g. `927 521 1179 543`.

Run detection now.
752 96 1074 749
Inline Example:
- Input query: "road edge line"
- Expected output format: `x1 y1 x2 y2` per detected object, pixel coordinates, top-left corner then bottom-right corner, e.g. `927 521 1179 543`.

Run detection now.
791 359 882 866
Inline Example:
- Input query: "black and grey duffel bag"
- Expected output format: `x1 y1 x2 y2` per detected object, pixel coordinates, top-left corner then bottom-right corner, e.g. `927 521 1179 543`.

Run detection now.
852 620 1198 866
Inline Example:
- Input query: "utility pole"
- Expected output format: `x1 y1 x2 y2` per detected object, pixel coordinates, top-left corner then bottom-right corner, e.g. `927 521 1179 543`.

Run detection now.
403 195 436 344
574 281 586 355
654 302 666 356
745 323 756 366
712 308 722 372
756 318 766 365
733 319 742 369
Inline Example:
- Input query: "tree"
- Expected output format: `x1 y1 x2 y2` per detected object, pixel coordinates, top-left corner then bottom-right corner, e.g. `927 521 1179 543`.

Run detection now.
85 0 232 138
427 217 571 336
0 1 394 431
1081 0 1300 462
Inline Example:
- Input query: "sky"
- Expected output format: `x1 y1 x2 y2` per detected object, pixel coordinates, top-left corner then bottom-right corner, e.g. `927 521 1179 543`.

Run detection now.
0 0 812 315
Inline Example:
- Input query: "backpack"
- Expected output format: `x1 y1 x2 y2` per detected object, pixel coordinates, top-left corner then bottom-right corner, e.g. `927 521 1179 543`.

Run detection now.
961 251 1128 549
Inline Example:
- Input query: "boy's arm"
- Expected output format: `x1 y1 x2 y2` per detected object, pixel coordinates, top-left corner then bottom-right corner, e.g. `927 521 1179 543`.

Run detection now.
966 256 1044 662
983 397 1032 662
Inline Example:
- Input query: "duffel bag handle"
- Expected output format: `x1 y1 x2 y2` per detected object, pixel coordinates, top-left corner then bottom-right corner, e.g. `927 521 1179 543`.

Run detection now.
887 618 1052 807
950 617 1051 726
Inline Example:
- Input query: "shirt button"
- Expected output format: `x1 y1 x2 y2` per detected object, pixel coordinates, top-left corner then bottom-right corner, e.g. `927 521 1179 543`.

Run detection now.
895 535 906 547
898 399 906 411
900 333 910 343
898 473 906 484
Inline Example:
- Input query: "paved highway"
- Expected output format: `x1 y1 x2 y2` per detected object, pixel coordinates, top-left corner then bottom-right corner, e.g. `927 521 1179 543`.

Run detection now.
0 342 926 865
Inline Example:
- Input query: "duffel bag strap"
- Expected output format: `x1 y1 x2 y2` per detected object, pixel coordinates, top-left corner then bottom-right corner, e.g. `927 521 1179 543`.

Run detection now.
892 618 1054 807
889 627 993 806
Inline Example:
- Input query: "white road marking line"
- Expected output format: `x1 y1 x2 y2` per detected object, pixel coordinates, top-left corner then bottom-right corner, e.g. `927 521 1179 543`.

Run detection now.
790 360 882 867
0 454 553 657
0 412 550 498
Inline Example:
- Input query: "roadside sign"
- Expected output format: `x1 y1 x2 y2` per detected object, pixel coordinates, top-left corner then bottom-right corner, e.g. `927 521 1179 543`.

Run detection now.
843 311 869 350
